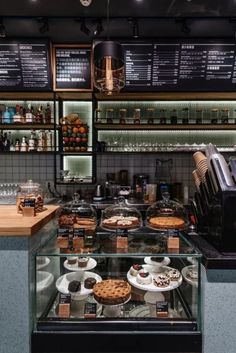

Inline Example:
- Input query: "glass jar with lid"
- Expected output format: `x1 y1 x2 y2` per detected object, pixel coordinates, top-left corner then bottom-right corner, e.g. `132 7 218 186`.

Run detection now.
119 108 127 124
146 192 188 231
16 179 44 214
146 108 155 124
100 196 142 231
106 108 114 124
133 108 141 124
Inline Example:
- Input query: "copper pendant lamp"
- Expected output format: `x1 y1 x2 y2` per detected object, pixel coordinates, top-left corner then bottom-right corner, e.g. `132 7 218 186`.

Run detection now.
93 0 125 95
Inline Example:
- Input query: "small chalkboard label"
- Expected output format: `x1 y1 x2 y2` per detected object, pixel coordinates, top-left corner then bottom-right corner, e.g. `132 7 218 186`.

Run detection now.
23 198 35 208
156 301 168 318
57 228 70 237
58 293 71 318
116 228 128 236
84 302 97 318
74 228 85 237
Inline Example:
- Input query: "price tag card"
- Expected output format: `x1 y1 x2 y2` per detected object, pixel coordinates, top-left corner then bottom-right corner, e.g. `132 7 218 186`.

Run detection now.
116 229 128 250
167 236 180 252
23 198 36 208
156 301 169 318
58 293 71 318
84 302 97 318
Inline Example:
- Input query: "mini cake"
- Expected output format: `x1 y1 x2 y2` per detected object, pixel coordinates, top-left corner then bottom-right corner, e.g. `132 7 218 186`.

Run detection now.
67 256 77 265
78 257 89 268
68 280 81 293
84 277 97 289
167 268 181 281
187 267 198 280
93 279 131 305
153 273 170 288
129 264 143 276
136 270 152 285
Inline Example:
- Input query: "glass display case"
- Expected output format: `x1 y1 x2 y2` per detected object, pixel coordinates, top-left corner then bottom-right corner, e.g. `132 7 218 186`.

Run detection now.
35 228 201 337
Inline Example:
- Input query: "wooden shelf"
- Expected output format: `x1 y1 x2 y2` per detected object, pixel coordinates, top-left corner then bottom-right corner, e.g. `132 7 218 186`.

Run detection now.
0 124 55 130
95 92 236 100
95 123 236 130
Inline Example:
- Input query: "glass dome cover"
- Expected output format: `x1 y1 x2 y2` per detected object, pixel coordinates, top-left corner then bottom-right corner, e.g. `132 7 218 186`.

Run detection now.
101 196 142 231
58 193 97 228
146 192 188 231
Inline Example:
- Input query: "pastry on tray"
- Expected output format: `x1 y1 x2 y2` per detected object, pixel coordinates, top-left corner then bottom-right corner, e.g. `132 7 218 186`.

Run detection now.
148 216 185 229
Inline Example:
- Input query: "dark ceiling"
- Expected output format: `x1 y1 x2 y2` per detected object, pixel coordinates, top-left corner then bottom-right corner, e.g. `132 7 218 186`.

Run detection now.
1 0 236 42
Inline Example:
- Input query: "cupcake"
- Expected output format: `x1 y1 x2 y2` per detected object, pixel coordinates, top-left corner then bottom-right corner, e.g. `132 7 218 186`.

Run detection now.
67 256 77 265
68 280 81 293
136 270 152 285
84 277 97 289
129 264 143 277
78 257 89 268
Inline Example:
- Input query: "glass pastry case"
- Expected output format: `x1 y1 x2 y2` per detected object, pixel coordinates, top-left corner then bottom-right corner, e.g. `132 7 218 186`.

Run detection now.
34 227 201 341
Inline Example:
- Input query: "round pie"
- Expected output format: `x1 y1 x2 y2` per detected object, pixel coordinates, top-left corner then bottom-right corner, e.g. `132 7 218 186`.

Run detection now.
93 279 131 305
102 216 139 229
148 216 185 229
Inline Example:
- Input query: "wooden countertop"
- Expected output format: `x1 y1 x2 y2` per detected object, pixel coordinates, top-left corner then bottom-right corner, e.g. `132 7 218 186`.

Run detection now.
0 205 60 237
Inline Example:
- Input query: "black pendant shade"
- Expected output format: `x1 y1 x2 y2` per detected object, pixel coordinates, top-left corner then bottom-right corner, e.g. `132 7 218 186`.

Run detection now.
93 41 125 95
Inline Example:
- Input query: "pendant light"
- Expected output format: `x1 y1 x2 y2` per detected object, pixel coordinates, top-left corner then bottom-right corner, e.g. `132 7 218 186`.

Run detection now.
93 0 125 95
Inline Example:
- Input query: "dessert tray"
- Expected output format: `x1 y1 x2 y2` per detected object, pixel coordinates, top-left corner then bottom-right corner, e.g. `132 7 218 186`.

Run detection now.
127 265 182 292
181 265 198 287
63 258 97 272
56 271 102 300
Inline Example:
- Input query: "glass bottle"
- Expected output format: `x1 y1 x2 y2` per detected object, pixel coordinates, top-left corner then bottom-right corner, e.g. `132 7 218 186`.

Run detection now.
3 107 11 124
119 108 127 124
25 104 33 123
28 131 36 152
13 105 22 124
44 103 51 124
20 136 28 152
95 108 102 123
15 139 20 152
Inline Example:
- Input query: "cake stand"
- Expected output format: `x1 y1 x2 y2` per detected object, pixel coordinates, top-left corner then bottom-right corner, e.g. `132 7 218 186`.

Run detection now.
63 257 97 272
96 296 131 318
127 265 182 292
56 271 102 301
144 256 171 269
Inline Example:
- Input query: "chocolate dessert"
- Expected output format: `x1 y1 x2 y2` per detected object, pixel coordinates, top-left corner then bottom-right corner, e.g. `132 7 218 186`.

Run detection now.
84 277 97 289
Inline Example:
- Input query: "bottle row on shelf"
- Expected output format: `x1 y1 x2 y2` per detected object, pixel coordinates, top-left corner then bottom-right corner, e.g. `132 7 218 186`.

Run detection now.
0 130 54 152
95 107 236 125
0 103 53 124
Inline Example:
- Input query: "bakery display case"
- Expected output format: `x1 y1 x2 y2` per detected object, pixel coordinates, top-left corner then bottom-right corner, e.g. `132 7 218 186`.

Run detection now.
34 227 202 352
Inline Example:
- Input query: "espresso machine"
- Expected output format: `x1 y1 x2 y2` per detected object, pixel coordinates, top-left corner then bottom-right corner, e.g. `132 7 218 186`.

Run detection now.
192 143 236 253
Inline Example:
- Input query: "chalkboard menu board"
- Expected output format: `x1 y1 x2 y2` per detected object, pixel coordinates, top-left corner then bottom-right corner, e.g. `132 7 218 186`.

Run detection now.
53 45 92 91
122 40 236 92
0 39 51 91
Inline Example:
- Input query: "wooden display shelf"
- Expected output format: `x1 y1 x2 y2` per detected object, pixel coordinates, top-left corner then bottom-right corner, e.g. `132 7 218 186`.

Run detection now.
0 124 55 130
0 205 59 237
95 123 236 130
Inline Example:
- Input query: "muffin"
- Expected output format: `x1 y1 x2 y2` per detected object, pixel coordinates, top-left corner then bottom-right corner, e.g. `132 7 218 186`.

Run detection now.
78 257 89 268
67 256 77 265
68 280 81 293
84 277 97 289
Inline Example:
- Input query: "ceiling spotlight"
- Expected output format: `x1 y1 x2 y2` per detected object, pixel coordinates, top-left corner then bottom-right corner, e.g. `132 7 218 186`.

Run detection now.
80 0 93 6
0 19 6 38
80 19 90 36
37 17 49 34
93 19 104 36
132 18 139 39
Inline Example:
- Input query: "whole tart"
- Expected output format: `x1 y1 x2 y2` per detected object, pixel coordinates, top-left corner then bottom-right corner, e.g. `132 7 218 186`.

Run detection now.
148 216 185 229
93 279 131 305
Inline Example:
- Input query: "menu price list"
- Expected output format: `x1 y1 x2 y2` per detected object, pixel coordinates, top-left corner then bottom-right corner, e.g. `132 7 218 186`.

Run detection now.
123 41 236 91
0 40 51 91
54 46 91 90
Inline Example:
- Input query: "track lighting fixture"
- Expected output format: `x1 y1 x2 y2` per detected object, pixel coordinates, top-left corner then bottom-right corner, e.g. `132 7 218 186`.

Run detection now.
93 19 104 36
80 19 90 36
0 19 6 38
37 17 49 34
